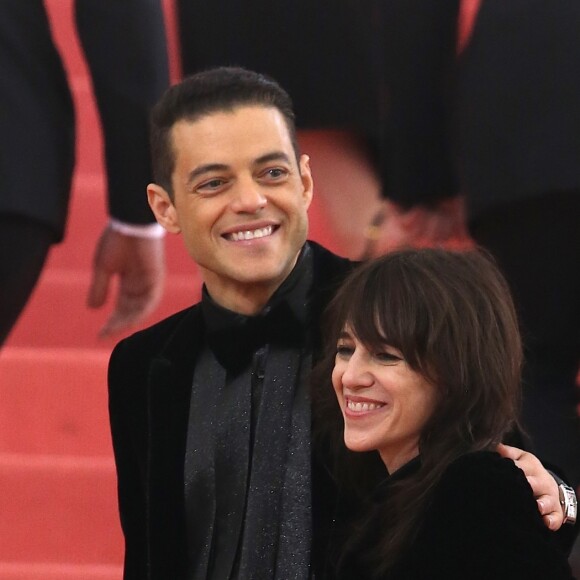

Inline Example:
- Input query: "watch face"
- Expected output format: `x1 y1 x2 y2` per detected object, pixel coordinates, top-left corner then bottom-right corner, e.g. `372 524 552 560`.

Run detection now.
560 485 578 524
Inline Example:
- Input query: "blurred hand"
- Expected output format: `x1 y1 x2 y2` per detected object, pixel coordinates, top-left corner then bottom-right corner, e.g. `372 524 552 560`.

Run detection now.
369 196 472 256
497 443 564 531
87 225 165 338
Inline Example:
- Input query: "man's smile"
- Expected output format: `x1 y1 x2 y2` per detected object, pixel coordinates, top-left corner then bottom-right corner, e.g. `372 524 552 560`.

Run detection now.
223 224 277 241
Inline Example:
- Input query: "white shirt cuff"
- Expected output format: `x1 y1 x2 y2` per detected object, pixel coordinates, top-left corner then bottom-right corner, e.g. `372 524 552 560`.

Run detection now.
109 218 166 239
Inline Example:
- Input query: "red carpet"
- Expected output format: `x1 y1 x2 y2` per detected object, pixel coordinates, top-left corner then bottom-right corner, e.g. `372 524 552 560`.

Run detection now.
1 1 578 577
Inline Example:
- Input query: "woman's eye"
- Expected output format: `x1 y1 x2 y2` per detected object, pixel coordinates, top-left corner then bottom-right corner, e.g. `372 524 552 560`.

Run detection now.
374 351 402 364
335 344 354 359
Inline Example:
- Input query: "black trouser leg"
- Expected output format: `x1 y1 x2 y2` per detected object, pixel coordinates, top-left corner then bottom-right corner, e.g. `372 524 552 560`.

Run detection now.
0 216 53 347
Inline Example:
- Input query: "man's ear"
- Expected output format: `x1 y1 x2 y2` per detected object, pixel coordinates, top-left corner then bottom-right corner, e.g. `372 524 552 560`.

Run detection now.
299 154 314 210
147 183 181 234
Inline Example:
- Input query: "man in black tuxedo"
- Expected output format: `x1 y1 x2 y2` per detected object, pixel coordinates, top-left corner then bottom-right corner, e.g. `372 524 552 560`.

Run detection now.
108 67 572 579
0 0 169 345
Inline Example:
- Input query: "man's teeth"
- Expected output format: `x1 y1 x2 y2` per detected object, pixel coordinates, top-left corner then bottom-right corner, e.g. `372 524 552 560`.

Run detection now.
347 400 385 412
230 226 273 241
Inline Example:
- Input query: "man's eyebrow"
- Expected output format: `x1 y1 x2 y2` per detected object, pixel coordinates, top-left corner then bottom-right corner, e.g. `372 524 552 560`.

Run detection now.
253 151 292 166
186 163 230 185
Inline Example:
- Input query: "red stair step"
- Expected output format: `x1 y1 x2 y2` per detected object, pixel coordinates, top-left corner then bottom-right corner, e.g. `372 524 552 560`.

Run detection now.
0 562 121 580
0 453 122 566
0 348 112 456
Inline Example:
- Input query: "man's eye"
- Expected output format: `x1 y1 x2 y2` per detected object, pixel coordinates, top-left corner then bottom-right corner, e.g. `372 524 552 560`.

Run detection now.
198 178 225 191
263 167 287 180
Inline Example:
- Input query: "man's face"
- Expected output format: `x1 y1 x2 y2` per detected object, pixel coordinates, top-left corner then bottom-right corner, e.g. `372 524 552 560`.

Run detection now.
148 106 313 313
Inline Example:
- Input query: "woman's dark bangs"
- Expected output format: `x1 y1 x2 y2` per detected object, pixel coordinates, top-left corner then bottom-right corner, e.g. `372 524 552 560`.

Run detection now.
348 264 409 353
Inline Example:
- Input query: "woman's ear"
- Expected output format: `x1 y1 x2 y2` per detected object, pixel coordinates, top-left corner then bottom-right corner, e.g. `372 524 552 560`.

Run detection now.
147 183 181 234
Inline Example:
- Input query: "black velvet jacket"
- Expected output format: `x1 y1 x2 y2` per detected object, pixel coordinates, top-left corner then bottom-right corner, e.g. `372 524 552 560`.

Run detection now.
338 452 574 579
107 242 353 579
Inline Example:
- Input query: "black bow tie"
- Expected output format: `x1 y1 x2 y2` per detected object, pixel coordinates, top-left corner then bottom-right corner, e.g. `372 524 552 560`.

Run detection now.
206 300 308 374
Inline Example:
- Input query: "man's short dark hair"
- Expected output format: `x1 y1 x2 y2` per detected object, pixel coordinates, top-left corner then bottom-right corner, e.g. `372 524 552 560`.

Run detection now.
150 67 299 196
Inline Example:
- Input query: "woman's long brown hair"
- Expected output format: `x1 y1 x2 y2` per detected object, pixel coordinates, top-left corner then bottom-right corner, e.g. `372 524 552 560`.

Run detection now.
312 248 523 577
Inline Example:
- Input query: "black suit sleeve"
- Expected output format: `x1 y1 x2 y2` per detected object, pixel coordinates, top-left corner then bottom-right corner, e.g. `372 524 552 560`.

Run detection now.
75 0 170 224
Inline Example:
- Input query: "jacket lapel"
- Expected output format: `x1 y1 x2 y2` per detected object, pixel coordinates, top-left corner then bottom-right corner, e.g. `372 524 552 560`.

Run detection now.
146 306 205 578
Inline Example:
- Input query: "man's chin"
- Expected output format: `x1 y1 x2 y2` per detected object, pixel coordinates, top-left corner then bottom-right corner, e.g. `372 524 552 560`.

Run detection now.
234 266 290 287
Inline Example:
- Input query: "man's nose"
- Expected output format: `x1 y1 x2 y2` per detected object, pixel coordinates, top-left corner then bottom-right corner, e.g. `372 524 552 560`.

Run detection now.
231 180 267 213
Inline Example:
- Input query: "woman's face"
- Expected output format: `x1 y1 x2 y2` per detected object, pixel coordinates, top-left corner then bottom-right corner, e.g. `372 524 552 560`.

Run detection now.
332 326 438 473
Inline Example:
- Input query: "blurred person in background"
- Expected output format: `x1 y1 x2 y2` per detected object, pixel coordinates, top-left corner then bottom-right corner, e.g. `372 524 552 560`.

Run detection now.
0 0 170 346
368 0 580 495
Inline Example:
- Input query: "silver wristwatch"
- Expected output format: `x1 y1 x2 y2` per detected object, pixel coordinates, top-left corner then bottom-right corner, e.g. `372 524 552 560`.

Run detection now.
558 483 577 525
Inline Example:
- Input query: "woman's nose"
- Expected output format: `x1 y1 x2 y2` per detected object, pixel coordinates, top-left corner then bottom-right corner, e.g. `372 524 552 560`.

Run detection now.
341 352 373 390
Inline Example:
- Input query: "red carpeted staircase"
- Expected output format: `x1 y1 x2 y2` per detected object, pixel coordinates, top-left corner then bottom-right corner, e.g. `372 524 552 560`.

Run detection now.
1 2 577 578
0 2 153 577
0 2 345 578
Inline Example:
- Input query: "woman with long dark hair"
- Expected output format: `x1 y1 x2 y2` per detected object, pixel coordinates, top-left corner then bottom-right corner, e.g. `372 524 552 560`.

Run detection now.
313 248 573 578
